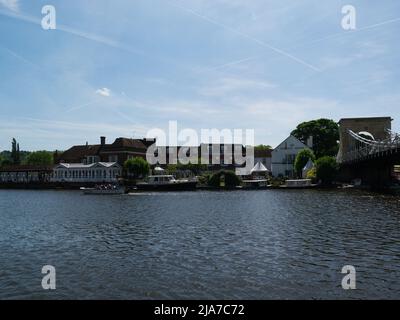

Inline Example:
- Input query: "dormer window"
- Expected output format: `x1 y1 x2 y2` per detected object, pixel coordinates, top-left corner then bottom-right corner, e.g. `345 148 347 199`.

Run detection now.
87 156 99 164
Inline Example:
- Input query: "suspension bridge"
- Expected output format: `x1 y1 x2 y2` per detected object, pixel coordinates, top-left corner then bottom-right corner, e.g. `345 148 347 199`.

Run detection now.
337 117 400 186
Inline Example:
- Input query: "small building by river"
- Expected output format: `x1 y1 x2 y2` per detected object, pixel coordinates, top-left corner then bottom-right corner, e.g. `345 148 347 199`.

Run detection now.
0 165 53 184
52 162 122 183
0 162 122 188
271 135 312 178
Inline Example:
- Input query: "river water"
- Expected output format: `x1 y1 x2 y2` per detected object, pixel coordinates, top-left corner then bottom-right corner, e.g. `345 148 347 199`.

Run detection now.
0 189 399 299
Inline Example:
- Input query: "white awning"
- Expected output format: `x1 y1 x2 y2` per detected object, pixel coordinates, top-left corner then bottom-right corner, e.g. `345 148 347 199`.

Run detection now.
251 162 269 173
302 158 314 171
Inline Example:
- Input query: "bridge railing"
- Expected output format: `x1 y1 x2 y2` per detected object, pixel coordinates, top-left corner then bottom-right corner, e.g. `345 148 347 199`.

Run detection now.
339 130 400 163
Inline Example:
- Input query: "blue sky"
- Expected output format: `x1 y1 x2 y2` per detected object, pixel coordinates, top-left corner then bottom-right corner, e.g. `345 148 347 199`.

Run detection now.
0 0 399 151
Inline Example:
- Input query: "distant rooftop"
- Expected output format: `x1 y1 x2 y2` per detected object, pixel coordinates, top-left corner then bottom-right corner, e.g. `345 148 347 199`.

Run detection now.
56 162 120 169
339 117 393 122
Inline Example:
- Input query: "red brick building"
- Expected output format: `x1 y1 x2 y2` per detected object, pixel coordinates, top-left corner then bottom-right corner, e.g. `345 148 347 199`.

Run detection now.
56 136 156 166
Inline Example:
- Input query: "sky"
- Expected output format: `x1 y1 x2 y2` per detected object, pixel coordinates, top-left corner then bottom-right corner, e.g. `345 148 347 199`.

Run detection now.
0 0 399 151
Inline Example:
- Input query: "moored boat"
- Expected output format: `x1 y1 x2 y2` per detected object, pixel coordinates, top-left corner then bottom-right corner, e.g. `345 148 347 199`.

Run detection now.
81 184 125 195
241 179 270 190
280 179 317 189
135 175 197 191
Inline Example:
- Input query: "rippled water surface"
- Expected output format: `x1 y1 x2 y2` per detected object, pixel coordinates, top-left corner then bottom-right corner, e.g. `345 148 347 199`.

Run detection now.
0 189 400 299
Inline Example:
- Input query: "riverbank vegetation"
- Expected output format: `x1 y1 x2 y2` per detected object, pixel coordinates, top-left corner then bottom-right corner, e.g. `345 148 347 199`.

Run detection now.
292 119 340 185
124 157 150 179
291 119 339 158
294 149 315 177
208 170 241 189
166 161 208 177
315 156 339 185
1 138 55 167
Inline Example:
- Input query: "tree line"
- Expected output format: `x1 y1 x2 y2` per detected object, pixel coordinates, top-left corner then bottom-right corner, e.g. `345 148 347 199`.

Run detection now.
0 138 54 167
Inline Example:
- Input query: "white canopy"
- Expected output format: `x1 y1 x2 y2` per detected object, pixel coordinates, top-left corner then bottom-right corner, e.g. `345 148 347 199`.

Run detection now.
302 158 315 178
154 166 165 172
251 162 269 173
303 158 314 171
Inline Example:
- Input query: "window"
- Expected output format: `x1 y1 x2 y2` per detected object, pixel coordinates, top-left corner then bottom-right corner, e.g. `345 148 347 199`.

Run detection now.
109 155 118 163
87 156 100 164
283 154 296 164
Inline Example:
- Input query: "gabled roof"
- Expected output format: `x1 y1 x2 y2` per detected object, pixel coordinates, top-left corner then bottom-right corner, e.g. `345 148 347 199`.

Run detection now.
56 163 92 169
273 135 310 151
55 162 121 169
251 161 269 173
96 162 121 168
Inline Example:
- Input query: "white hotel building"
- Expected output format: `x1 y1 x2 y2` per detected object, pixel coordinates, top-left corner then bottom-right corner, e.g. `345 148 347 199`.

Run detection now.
51 162 122 183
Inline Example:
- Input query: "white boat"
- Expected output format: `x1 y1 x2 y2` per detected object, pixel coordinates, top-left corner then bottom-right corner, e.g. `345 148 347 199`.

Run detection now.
81 185 124 195
135 175 197 191
242 179 270 189
280 179 317 189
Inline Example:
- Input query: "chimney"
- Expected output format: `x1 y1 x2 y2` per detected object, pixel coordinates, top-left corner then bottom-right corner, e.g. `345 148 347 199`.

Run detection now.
307 136 313 149
100 136 106 146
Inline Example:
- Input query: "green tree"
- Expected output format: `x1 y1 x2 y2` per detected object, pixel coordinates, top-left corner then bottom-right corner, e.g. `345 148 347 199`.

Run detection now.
254 144 272 152
306 167 317 181
124 157 150 179
294 149 315 177
208 170 241 188
315 156 338 185
11 138 21 165
25 151 54 166
291 119 339 158
1 159 12 167
177 161 208 175
166 164 178 175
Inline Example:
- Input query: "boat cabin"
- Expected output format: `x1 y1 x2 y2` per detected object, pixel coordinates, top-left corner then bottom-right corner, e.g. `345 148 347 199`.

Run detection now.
146 175 177 184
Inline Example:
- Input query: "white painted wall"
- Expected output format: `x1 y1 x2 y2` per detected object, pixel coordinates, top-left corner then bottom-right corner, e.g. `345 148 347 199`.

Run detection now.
52 163 122 183
271 136 311 178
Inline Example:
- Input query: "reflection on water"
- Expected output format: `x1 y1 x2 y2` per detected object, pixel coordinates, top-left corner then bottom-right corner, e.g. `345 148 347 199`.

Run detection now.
0 189 399 299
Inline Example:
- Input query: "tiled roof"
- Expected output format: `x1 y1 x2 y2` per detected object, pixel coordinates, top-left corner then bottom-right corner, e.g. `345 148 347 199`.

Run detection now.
58 145 101 162
0 165 53 172
104 138 147 150
57 137 148 163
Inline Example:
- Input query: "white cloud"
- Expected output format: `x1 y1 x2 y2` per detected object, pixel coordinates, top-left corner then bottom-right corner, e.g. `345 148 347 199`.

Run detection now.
0 0 19 12
96 87 111 97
